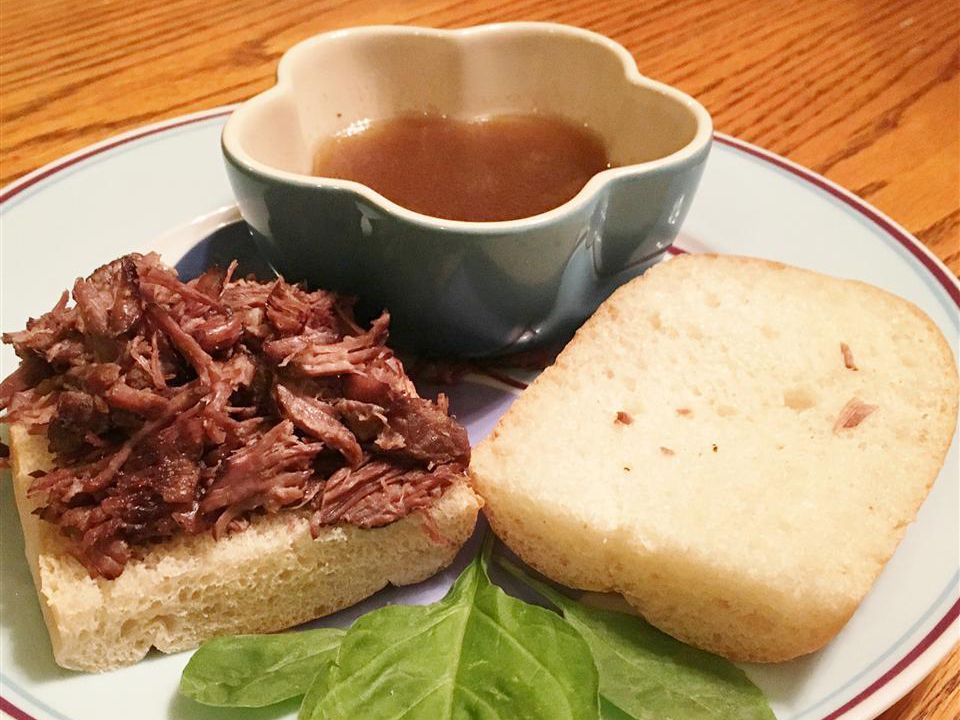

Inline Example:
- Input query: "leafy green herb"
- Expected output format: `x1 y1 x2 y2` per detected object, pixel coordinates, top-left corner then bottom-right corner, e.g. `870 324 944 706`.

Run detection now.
177 540 776 719
499 557 775 720
300 537 600 720
179 628 344 707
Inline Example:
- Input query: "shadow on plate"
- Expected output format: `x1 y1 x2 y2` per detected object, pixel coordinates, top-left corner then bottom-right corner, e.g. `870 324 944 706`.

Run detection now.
174 221 276 282
167 693 300 720
0 462 72 683
740 651 821 708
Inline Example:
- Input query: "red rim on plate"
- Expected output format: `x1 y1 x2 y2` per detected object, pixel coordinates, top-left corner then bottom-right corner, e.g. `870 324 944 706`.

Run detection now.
0 108 957 720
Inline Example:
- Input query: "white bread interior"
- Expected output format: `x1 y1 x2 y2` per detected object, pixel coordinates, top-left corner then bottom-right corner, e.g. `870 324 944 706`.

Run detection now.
9 423 481 672
470 253 958 663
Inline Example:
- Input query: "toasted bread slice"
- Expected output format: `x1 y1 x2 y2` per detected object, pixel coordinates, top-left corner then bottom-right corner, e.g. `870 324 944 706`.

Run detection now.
9 424 481 672
470 254 958 662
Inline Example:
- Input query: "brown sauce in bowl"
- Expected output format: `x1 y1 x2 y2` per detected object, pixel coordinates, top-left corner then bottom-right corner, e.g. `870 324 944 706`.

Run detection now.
312 113 612 222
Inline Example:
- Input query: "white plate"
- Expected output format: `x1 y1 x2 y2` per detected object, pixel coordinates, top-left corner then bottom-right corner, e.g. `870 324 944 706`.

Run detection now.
0 107 957 720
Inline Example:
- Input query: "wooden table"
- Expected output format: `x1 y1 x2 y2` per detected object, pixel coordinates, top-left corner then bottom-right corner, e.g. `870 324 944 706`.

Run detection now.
1 0 957 717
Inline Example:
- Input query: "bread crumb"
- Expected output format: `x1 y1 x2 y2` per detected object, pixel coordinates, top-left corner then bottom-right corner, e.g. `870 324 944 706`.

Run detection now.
841 343 858 371
712 443 718 453
833 398 877 432
615 411 633 425
676 408 692 416
659 447 675 456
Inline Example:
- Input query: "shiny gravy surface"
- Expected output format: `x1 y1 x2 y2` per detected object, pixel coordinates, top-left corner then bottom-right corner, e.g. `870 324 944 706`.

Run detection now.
312 113 611 222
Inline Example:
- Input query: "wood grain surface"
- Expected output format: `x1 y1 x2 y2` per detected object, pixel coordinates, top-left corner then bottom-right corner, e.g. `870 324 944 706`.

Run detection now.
0 1 958 718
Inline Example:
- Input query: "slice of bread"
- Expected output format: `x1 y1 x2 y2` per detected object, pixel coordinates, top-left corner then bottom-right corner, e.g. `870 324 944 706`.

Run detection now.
470 254 958 663
9 423 482 672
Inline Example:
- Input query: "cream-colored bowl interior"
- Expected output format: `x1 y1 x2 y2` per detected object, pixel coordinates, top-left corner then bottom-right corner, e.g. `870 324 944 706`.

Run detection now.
231 25 707 180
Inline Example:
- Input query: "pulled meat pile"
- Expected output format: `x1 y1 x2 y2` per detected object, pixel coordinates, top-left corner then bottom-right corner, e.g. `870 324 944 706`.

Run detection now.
0 254 469 579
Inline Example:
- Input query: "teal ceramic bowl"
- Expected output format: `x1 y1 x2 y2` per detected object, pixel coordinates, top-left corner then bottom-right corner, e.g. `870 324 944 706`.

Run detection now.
222 23 712 357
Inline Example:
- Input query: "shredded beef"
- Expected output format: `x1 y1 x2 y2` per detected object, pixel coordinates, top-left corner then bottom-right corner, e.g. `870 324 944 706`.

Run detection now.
0 253 469 579
275 383 363 467
833 397 877 432
314 459 459 529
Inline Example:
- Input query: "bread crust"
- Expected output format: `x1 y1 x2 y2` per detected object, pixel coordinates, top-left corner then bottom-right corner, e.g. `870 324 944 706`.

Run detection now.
471 253 959 663
9 424 482 672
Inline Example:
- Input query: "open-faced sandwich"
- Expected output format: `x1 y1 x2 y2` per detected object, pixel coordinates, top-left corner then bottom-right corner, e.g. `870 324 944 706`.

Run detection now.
0 253 481 672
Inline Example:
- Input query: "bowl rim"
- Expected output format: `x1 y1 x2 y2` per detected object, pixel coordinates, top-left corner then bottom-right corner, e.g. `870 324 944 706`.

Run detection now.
221 21 714 232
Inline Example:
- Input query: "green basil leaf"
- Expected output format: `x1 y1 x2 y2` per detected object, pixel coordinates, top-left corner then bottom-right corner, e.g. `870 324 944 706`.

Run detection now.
500 558 775 720
301 538 600 720
180 628 345 707
601 697 641 720
298 662 336 720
